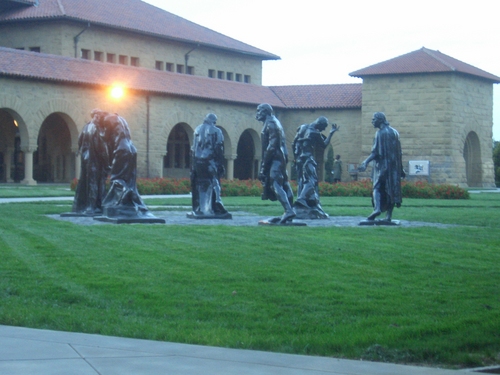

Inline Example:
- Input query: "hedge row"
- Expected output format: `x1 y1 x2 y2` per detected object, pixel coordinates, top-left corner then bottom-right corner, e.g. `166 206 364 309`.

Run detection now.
71 178 469 199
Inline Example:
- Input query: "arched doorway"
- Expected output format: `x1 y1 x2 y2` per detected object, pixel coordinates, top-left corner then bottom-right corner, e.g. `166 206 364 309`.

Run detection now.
463 131 482 187
234 129 257 180
164 123 192 178
0 109 24 182
34 113 73 182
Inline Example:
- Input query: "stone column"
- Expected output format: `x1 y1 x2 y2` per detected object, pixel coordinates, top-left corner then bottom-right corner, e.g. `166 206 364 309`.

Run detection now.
74 153 81 180
225 154 236 180
21 150 36 185
5 147 14 182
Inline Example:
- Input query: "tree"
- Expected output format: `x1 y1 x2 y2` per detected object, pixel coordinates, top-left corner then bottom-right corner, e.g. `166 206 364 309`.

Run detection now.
493 141 500 187
324 145 335 183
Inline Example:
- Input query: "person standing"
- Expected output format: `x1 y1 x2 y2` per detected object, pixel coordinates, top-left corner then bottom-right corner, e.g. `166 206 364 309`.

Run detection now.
332 154 342 183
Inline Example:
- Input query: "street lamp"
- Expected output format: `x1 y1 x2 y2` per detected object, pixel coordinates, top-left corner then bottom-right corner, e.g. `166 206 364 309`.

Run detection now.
110 84 125 100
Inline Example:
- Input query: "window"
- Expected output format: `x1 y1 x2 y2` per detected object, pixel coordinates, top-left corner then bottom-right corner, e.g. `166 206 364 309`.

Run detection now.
235 73 242 82
208 69 215 78
244 75 251 83
166 63 174 72
130 57 140 67
81 49 91 59
186 66 194 75
29 46 41 53
176 64 184 73
94 51 103 61
226 72 233 81
16 47 25 50
155 61 164 70
217 71 224 79
119 55 128 65
107 53 116 63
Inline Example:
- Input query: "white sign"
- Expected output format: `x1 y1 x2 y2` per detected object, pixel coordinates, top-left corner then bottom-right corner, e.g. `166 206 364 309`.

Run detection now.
408 160 430 176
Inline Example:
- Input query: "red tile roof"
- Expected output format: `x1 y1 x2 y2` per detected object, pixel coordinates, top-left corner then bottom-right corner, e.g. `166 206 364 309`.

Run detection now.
0 0 36 12
269 84 362 109
0 0 280 60
350 47 500 83
0 47 285 107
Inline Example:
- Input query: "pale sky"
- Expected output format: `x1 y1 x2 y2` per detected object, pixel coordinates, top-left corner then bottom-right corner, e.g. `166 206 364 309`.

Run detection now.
144 0 500 140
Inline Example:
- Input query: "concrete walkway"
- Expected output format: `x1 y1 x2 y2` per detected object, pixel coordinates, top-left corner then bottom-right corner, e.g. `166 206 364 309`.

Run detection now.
0 325 478 375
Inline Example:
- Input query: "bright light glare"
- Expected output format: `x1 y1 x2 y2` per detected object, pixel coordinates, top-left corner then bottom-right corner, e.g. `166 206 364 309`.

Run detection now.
110 85 125 99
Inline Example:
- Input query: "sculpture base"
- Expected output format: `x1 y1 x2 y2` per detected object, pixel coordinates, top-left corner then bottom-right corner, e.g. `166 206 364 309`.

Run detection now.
94 206 165 224
186 212 232 220
94 214 165 224
258 217 307 226
60 212 100 218
359 219 400 226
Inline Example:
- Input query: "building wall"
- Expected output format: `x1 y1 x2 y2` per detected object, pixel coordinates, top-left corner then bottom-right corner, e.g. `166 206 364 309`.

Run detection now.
0 21 263 84
449 74 495 187
0 76 265 181
358 73 495 187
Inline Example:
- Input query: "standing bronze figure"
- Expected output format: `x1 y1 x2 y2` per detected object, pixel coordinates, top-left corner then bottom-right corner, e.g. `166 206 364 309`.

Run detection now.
358 112 405 224
188 113 231 219
93 110 164 223
256 103 296 224
69 110 109 216
292 117 339 219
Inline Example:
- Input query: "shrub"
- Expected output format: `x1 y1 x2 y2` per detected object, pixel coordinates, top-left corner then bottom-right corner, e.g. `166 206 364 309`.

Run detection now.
70 178 469 199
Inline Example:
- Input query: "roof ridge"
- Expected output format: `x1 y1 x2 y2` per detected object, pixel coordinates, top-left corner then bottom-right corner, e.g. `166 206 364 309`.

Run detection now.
421 47 455 71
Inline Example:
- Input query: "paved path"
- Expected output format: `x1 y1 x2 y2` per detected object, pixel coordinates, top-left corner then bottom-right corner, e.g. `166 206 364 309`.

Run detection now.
0 325 479 375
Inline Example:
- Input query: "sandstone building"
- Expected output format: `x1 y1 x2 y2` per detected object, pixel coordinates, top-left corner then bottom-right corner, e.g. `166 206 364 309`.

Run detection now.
0 0 498 187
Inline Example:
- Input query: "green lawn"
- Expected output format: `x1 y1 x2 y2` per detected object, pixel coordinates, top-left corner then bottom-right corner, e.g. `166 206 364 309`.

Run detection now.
0 184 74 198
0 191 499 369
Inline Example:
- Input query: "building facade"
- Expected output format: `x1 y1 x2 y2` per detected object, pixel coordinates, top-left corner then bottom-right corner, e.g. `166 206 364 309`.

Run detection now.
0 0 498 187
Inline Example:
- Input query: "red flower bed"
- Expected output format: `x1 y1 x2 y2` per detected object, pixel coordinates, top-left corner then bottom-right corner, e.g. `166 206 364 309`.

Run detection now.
70 178 469 199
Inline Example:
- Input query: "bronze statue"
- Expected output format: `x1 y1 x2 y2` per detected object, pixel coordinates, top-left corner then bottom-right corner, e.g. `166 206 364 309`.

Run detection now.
256 103 296 224
70 111 109 216
292 117 339 219
358 112 405 224
188 113 231 219
93 110 164 223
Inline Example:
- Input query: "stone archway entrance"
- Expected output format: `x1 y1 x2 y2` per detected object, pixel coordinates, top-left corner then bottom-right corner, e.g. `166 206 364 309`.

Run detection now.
463 131 482 187
0 110 23 182
234 129 257 180
34 113 73 182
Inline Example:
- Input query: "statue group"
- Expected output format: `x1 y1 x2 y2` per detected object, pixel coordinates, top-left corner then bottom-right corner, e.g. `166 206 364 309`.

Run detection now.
254 104 403 225
68 109 164 223
68 105 403 225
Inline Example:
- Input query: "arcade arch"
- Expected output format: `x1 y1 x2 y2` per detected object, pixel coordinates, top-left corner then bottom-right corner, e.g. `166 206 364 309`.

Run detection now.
34 112 76 182
234 129 261 180
164 123 193 178
0 110 23 182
